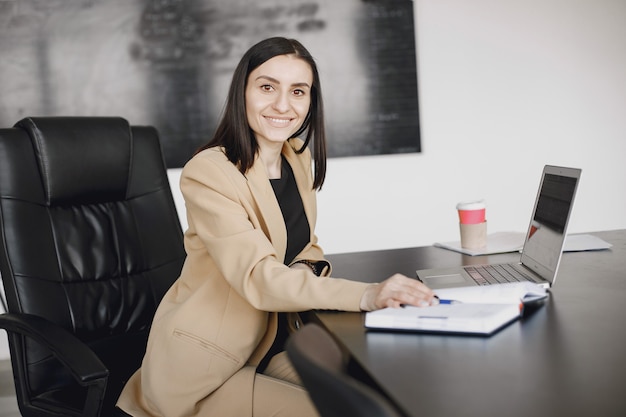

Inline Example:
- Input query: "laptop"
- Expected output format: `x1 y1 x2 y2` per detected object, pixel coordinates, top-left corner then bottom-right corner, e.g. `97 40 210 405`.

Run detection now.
417 165 581 290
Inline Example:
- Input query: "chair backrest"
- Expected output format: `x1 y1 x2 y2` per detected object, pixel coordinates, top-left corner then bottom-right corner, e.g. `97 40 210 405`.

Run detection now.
0 117 186 416
286 323 404 417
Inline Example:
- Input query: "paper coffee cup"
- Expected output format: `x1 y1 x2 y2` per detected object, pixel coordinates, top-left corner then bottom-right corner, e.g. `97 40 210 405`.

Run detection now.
456 200 486 224
459 221 487 249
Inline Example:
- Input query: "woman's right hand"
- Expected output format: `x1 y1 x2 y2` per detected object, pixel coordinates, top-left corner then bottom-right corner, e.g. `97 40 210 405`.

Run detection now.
359 274 438 311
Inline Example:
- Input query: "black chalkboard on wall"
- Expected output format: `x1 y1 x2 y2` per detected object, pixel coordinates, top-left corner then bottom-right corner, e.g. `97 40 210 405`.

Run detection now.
0 0 420 167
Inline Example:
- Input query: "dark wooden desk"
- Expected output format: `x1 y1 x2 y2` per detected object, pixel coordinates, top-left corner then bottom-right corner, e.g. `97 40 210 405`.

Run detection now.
318 230 626 417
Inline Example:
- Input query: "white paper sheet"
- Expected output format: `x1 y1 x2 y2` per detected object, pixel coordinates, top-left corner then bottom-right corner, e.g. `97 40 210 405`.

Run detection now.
434 232 612 256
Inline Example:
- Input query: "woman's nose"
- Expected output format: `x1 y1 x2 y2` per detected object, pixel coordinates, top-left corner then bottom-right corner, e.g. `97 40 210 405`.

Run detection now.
272 92 290 113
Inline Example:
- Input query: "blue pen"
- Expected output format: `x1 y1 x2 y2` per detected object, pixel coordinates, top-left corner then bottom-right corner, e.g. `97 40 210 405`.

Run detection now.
399 299 459 308
437 299 459 305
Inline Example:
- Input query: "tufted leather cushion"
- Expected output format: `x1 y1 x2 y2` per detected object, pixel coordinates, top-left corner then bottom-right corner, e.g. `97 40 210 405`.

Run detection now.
15 117 133 205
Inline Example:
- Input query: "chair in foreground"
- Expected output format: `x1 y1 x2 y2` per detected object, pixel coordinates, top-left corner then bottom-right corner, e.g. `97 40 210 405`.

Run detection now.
286 323 404 417
0 117 186 416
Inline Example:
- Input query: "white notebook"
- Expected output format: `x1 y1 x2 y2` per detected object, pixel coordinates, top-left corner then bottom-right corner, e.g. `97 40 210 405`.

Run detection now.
364 282 548 336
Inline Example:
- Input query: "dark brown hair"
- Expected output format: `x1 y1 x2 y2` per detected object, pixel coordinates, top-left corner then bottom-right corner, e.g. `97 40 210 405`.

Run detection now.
196 37 327 189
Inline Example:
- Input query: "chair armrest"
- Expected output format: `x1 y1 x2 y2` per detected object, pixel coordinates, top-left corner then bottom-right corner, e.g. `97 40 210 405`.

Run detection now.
0 312 108 383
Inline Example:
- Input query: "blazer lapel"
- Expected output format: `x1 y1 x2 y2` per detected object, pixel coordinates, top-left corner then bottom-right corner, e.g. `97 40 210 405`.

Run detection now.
246 157 288 262
283 143 317 232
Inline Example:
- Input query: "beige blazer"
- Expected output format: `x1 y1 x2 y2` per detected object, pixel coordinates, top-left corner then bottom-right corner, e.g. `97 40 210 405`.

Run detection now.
117 139 369 417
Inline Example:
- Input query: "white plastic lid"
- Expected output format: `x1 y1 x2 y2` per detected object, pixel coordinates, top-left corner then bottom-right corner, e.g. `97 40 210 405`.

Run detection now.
456 200 486 210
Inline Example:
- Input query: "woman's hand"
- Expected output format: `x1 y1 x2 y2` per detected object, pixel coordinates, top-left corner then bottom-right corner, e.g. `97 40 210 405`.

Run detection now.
359 274 438 311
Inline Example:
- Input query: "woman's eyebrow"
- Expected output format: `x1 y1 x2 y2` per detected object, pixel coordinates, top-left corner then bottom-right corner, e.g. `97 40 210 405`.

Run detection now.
255 75 310 88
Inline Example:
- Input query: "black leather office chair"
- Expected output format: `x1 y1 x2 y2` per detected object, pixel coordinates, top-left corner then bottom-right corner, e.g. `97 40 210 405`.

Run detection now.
0 117 186 416
286 323 404 417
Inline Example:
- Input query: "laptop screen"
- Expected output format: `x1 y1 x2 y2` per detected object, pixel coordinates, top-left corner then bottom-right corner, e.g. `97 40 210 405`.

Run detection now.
520 166 581 283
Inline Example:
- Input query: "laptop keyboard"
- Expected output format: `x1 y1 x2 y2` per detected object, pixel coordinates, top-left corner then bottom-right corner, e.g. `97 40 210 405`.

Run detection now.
464 264 541 286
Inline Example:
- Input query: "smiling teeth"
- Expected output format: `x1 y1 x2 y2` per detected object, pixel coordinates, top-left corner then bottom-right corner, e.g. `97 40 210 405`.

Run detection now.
266 117 290 125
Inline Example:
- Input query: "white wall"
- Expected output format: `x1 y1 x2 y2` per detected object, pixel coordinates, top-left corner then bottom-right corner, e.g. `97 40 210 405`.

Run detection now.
3 0 626 359
170 0 626 254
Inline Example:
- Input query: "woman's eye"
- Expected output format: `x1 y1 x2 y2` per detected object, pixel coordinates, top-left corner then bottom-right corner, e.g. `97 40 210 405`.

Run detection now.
293 89 305 97
261 84 274 92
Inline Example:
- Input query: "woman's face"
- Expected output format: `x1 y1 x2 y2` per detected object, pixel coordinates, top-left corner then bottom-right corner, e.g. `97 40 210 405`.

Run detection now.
245 54 313 148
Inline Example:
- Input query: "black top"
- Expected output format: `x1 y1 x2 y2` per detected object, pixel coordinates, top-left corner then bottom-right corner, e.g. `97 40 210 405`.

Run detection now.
258 157 311 372
269 157 310 265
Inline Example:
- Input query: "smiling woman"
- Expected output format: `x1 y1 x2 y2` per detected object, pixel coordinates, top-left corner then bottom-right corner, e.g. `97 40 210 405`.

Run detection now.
193 37 328 190
115 37 435 417
245 55 313 178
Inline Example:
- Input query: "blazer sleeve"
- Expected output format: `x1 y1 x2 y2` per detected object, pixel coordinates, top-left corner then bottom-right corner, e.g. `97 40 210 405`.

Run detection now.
180 150 367 313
